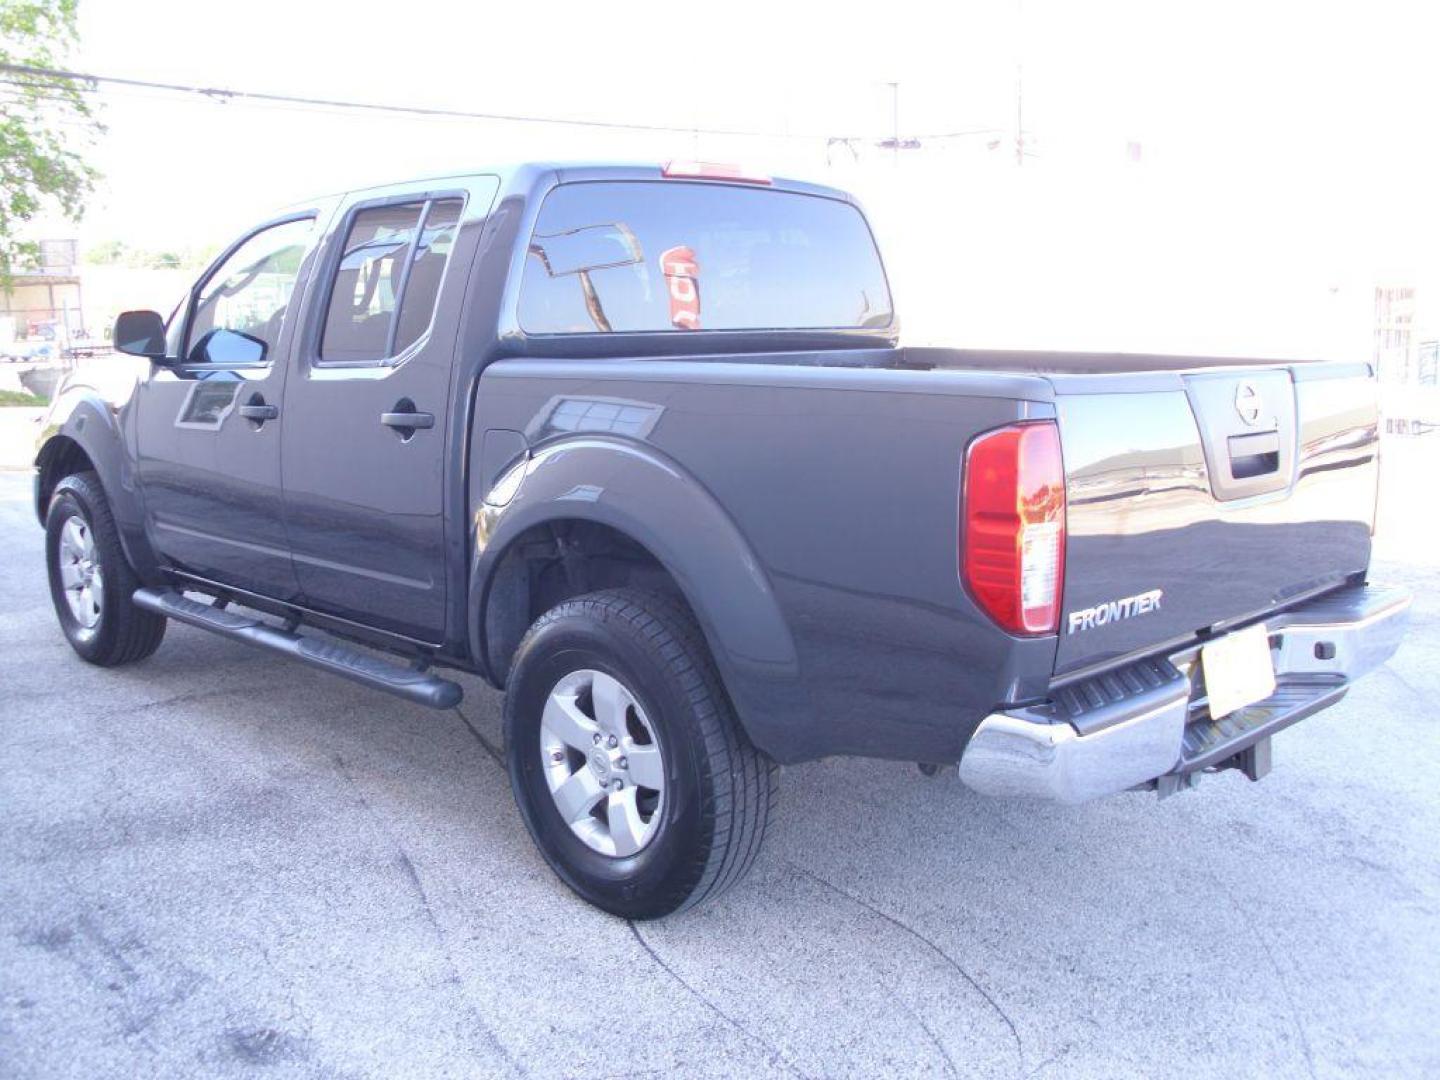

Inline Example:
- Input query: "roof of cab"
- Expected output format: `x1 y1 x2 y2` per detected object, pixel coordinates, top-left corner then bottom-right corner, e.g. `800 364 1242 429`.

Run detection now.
295 161 859 209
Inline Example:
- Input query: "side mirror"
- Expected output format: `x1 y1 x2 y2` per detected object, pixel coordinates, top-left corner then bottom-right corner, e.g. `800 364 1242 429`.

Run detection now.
113 310 167 359
187 328 267 366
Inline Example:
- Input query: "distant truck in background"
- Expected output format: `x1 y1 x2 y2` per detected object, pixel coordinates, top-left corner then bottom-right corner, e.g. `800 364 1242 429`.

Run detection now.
0 319 106 365
2 339 58 364
2 319 63 363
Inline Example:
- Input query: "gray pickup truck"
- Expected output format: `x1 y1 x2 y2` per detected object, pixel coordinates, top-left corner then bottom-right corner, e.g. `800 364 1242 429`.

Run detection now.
33 162 1410 918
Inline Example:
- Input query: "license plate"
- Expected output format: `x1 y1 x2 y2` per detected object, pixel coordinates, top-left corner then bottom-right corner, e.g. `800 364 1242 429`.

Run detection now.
1201 623 1276 719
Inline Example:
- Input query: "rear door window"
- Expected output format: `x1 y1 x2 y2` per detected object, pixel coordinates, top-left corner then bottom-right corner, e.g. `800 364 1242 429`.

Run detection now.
518 181 892 334
319 196 464 364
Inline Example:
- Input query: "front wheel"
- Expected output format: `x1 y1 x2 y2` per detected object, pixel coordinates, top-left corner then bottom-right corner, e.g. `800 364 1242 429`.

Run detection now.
505 589 777 919
45 471 166 666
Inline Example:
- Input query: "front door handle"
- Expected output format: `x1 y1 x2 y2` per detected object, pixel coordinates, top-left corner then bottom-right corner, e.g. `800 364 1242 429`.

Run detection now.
239 396 279 425
380 409 435 430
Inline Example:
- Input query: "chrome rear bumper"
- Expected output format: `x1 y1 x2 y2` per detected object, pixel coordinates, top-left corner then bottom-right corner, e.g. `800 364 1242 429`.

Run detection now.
958 583 1411 804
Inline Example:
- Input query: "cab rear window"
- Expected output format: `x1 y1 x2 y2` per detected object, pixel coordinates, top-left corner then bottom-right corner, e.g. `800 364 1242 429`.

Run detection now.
518 181 892 335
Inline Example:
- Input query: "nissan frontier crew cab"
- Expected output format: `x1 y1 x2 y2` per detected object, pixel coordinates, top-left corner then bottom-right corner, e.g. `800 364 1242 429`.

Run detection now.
34 162 1410 918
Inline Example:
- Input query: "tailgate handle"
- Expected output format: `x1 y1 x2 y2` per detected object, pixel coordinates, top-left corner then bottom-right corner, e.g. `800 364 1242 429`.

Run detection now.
1227 431 1280 479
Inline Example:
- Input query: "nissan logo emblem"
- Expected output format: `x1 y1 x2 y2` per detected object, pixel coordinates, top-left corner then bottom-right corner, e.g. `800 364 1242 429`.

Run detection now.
1234 380 1262 426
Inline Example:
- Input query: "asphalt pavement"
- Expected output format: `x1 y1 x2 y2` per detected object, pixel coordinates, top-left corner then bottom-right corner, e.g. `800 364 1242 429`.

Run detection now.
1 465 1437 1079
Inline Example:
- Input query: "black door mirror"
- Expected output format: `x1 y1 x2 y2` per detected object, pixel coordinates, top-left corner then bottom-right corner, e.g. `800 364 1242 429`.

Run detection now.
113 310 167 359
187 328 267 366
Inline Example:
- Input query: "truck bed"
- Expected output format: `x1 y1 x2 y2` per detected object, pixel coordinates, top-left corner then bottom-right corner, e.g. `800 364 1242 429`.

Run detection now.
900 345 1336 374
658 342 1378 679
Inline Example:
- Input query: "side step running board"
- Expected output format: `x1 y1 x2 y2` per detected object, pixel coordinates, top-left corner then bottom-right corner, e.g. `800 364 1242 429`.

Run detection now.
132 588 463 710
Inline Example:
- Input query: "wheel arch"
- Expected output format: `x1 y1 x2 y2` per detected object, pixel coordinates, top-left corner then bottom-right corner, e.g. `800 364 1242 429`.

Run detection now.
33 389 160 582
470 437 811 759
34 434 96 524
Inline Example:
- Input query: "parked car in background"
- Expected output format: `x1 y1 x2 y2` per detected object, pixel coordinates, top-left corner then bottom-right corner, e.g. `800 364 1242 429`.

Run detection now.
31 163 1410 918
3 338 58 363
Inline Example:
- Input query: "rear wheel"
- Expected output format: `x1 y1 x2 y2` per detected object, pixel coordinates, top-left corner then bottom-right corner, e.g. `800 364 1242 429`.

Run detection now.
45 471 166 666
505 588 777 919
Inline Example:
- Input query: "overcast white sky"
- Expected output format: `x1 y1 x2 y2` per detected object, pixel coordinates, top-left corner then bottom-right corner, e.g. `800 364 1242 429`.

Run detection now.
44 0 1440 355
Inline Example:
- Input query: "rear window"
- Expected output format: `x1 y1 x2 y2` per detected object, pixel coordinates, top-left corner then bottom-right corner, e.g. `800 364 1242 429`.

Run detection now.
518 181 892 335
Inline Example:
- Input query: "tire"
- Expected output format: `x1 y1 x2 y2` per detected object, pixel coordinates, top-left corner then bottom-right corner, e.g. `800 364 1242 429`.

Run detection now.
505 588 777 919
45 471 166 666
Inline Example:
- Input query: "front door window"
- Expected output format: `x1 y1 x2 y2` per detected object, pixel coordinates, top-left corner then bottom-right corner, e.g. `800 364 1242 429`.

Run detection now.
185 217 315 365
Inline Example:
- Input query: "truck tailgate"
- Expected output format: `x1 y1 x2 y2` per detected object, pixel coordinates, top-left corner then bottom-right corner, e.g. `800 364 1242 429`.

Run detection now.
1052 362 1377 676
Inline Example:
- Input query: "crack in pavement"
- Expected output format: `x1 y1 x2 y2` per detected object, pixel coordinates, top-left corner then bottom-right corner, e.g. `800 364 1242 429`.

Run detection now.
894 990 960 1078
1208 872 1318 1080
786 860 1025 1076
627 921 811 1079
453 704 505 767
333 754 526 1078
1379 664 1433 707
1025 1043 1074 1078
94 684 267 722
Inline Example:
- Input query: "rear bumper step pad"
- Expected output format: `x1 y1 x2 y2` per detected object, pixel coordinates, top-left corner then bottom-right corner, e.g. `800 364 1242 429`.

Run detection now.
1178 678 1347 773
132 588 462 710
958 582 1410 804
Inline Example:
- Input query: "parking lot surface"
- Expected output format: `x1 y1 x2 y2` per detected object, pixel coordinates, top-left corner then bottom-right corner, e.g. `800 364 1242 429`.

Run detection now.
1 465 1437 1079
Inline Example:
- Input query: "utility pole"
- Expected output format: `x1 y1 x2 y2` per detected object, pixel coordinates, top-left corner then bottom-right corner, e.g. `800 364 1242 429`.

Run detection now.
1015 61 1024 166
1014 0 1025 166
888 81 900 166
1013 64 1025 167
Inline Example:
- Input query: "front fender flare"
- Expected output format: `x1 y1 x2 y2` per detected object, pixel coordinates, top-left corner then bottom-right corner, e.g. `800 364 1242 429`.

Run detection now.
470 436 811 758
34 387 160 581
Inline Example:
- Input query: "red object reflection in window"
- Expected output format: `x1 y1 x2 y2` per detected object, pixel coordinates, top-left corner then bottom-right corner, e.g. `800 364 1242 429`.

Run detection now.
659 245 700 330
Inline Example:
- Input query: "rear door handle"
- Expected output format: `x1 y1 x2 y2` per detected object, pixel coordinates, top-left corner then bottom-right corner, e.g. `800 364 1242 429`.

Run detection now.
380 411 435 430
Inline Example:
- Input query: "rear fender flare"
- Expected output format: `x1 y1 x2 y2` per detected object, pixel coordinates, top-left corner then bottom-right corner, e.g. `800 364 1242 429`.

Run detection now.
469 436 810 756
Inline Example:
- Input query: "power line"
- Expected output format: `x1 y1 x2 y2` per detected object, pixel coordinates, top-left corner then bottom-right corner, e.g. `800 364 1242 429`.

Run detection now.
916 127 1007 140
3 61 1019 163
0 61 857 142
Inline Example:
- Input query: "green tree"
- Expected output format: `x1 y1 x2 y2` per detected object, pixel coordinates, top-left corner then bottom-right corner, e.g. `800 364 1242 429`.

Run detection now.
82 237 126 265
0 1 102 286
83 240 216 271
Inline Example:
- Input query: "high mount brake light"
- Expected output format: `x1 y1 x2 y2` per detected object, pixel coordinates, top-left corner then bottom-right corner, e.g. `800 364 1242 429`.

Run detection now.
660 161 773 185
962 422 1067 635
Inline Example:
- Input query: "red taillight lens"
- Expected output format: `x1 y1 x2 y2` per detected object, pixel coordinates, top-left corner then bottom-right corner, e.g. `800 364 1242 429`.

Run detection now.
962 422 1066 635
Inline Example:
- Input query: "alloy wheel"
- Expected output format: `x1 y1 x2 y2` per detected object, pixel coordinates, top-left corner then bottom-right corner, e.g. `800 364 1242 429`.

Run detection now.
539 668 666 857
57 515 103 630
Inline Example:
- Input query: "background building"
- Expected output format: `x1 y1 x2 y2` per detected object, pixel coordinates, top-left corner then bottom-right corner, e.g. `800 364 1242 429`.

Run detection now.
0 239 86 347
1376 279 1440 436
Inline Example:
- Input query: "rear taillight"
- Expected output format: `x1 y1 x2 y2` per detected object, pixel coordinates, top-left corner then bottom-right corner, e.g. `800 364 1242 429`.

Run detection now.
962 422 1066 635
